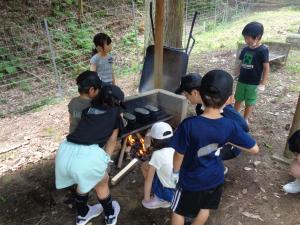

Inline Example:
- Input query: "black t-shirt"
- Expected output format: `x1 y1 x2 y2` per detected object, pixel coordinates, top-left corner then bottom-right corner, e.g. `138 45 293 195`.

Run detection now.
238 44 269 85
67 105 123 146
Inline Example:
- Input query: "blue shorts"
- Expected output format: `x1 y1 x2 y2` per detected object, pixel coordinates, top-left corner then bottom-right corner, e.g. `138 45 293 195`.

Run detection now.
152 173 175 202
55 140 110 193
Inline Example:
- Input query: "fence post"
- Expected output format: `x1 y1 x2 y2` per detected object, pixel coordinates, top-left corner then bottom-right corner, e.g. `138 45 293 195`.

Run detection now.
44 19 63 97
131 0 141 76
214 0 217 27
185 0 188 46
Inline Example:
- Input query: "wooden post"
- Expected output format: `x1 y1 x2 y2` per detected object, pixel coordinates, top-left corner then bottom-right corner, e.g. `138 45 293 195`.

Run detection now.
154 0 164 89
78 0 83 26
284 92 300 158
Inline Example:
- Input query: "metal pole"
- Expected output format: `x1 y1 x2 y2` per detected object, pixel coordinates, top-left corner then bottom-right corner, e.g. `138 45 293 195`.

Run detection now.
184 0 188 47
44 19 63 97
214 0 217 27
131 0 141 76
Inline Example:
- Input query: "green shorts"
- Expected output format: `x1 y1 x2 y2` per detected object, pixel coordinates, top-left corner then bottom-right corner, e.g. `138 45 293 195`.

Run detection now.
234 82 258 106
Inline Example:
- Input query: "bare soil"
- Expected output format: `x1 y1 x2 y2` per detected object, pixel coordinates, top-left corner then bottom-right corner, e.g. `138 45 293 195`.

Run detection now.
0 51 300 225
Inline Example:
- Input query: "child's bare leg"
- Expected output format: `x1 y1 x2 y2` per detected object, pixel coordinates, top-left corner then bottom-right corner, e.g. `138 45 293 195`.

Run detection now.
171 212 185 225
95 173 110 198
234 101 243 112
141 161 150 179
244 105 254 120
192 209 210 225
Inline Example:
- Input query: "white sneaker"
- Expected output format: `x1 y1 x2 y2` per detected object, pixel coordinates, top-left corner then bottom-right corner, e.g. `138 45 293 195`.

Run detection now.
224 166 228 175
105 200 120 225
76 204 103 225
142 195 171 209
283 179 300 194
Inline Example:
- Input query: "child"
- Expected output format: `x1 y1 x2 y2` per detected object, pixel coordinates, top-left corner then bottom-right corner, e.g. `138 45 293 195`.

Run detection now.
234 21 270 124
68 70 102 133
141 122 176 209
90 33 115 85
170 70 259 225
283 129 300 194
175 73 249 163
55 84 125 225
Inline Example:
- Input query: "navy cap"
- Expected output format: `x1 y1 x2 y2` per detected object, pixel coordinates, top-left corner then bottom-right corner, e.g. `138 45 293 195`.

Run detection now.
175 73 202 94
200 69 233 100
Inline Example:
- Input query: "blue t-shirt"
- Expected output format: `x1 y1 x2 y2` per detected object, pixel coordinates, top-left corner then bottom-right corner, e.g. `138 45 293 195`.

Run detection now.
238 44 269 85
169 116 256 191
196 104 249 132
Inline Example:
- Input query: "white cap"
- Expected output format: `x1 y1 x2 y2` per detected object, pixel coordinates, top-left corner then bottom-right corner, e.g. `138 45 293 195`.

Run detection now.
149 122 173 140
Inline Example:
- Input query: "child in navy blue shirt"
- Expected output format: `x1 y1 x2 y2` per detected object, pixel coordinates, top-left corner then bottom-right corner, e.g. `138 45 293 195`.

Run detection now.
170 70 259 225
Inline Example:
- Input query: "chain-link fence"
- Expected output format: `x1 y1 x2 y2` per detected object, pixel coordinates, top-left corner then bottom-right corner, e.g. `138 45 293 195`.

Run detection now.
0 0 297 116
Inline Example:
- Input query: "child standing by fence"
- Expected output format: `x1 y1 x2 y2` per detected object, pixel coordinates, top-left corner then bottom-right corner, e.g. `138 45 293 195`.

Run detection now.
56 84 125 225
170 70 259 225
234 21 270 124
90 33 116 85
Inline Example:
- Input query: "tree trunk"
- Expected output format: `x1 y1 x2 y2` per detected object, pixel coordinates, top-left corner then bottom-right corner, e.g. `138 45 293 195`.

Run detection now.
284 92 300 158
144 0 184 52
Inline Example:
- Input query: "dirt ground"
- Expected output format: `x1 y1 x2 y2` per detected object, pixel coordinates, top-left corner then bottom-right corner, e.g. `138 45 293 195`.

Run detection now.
0 50 300 225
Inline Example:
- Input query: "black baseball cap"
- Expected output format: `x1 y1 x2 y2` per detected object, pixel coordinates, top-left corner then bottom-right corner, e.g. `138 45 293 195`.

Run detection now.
103 84 125 102
175 73 202 94
200 69 233 101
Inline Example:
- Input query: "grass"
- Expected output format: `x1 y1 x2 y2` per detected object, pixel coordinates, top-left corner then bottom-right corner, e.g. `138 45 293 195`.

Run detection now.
192 7 300 52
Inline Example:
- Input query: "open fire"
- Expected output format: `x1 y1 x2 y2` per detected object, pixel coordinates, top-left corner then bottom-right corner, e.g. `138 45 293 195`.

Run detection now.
126 134 150 161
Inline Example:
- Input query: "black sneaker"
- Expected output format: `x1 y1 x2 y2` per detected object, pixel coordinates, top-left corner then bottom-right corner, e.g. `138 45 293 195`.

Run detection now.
105 201 120 225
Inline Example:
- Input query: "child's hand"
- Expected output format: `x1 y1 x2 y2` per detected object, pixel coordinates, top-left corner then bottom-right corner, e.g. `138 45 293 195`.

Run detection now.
257 84 265 92
171 170 179 185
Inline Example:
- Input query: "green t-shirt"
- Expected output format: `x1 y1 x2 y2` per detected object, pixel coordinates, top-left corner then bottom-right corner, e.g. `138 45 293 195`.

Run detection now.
68 97 91 133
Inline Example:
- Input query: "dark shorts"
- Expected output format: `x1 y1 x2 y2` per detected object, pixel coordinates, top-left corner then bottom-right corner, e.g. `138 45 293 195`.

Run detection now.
171 183 223 218
152 173 175 202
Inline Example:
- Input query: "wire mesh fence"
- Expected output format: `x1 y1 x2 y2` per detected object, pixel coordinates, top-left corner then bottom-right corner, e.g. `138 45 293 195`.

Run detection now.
0 0 297 116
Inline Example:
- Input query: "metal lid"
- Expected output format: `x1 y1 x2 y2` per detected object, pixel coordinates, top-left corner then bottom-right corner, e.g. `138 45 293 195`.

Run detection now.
134 107 150 115
123 112 136 121
144 104 159 112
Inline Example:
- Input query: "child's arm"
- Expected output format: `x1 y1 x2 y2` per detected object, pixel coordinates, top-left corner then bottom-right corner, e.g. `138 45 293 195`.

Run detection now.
105 128 119 156
234 61 241 77
90 63 96 72
173 151 184 172
227 142 259 154
260 62 270 85
143 165 156 201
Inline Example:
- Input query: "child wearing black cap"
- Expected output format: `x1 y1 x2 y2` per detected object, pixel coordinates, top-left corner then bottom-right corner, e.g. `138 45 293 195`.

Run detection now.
170 70 259 225
234 21 270 124
68 70 102 133
56 84 125 225
283 130 300 194
175 73 249 164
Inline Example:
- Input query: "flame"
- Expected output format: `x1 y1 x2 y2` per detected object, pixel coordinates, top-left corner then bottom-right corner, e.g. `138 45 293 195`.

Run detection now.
127 135 135 146
137 138 147 156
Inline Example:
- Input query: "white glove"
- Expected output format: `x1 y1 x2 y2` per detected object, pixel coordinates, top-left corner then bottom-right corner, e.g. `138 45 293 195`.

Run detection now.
257 84 265 92
171 170 179 185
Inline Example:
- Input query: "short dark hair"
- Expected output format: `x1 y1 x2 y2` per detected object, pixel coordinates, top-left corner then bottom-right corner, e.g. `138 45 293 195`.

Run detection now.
242 21 264 39
76 71 102 94
92 33 112 55
200 70 233 109
151 137 171 149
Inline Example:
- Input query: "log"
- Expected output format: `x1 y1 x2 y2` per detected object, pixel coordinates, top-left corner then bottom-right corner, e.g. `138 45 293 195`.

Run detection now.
117 138 128 169
111 158 139 185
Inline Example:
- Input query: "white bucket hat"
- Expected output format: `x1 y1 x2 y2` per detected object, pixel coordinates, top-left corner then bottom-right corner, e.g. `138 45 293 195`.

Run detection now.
149 122 173 140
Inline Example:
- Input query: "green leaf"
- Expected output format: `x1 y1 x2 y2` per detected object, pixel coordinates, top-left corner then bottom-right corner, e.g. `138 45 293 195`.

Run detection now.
5 66 17 74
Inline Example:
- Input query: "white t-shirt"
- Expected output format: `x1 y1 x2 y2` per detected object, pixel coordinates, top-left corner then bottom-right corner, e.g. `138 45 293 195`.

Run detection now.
149 147 175 189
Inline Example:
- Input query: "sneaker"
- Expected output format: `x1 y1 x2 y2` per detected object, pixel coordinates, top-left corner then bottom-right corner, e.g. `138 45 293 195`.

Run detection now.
105 200 120 225
142 195 171 209
224 166 228 175
283 179 300 194
76 204 103 225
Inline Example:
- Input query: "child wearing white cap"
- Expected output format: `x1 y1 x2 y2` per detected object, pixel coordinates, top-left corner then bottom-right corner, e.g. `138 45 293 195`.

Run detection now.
141 122 176 209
